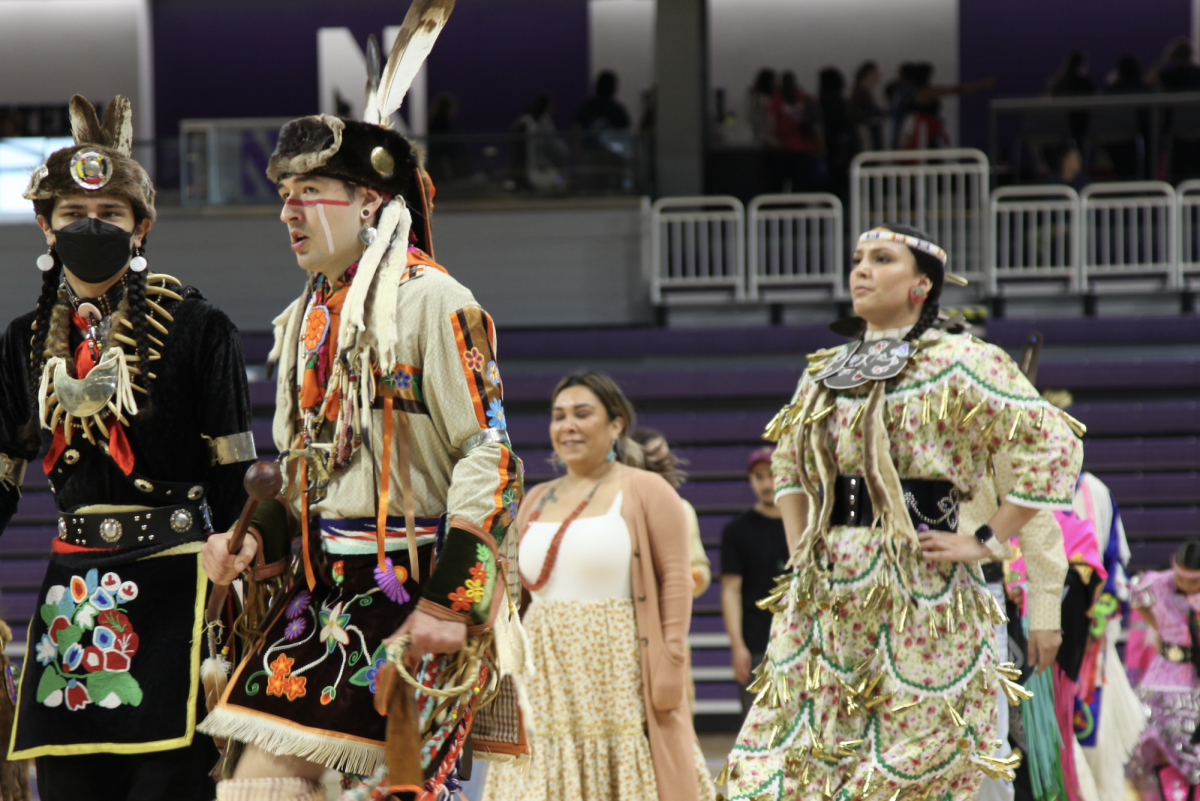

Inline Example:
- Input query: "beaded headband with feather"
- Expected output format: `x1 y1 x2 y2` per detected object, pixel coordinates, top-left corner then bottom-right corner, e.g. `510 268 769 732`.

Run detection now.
857 230 969 286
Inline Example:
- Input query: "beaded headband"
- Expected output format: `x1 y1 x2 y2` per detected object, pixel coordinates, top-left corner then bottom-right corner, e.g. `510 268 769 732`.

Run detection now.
1173 555 1200 579
857 230 969 286
858 230 947 264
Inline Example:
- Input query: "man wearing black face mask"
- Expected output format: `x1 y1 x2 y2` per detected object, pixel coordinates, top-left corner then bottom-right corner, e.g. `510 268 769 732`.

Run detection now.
0 95 256 801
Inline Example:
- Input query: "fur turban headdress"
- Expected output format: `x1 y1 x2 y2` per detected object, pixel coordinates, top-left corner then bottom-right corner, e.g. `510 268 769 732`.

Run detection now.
23 95 156 222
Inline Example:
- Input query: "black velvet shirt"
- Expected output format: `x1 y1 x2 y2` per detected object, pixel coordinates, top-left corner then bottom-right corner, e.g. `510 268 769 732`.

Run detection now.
0 291 253 534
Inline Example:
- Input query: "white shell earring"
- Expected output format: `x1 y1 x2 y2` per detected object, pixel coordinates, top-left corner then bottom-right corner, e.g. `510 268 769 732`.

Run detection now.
130 246 147 273
36 247 55 272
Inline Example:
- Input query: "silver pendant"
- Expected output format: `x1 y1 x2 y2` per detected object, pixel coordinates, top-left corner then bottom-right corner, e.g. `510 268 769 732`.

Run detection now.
53 348 121 417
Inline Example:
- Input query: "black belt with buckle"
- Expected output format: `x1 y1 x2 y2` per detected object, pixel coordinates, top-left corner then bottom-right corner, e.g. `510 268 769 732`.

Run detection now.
830 475 960 532
1162 642 1195 663
58 503 209 550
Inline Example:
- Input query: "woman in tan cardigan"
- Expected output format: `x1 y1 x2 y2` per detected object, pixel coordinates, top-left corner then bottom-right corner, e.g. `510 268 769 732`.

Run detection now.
483 372 715 801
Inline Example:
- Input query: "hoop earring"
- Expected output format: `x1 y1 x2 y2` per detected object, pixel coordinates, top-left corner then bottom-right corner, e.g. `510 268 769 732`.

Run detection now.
130 246 148 273
360 207 373 219
36 247 55 272
909 287 927 307
607 439 618 463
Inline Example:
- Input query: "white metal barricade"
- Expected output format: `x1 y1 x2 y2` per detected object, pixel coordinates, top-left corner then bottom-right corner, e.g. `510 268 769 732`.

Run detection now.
988 185 1081 293
1177 180 1200 289
1080 181 1179 290
650 196 745 304
850 149 990 281
747 193 843 301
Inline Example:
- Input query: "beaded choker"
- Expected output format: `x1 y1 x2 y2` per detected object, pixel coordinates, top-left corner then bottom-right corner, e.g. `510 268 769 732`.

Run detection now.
63 273 127 322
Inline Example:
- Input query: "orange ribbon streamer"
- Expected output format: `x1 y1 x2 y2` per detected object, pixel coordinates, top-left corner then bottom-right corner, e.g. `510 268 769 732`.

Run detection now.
300 459 316 591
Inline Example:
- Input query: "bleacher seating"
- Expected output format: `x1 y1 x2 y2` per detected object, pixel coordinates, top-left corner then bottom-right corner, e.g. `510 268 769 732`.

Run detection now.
2 315 1197 727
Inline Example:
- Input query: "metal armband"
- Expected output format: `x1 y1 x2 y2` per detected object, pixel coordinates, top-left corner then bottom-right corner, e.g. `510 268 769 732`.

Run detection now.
0 454 26 491
461 428 510 456
205 431 258 466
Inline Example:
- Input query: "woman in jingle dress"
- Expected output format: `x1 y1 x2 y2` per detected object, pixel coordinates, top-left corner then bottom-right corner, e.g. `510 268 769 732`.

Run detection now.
1129 540 1200 800
724 225 1083 801
483 373 715 801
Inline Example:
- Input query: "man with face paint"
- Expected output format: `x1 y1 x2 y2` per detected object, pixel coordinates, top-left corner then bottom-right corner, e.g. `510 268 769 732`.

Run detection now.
196 6 525 800
0 96 256 800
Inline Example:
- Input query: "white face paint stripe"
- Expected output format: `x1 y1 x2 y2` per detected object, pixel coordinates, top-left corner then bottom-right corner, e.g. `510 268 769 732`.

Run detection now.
316 203 336 255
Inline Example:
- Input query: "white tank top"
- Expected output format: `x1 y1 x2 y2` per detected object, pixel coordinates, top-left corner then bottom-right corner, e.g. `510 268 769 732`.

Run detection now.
519 492 632 602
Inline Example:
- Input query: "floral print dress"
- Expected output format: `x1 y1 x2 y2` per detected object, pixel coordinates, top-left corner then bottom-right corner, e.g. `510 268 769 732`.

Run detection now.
726 330 1082 801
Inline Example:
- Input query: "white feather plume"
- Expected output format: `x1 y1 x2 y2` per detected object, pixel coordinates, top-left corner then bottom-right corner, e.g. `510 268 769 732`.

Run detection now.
364 0 456 125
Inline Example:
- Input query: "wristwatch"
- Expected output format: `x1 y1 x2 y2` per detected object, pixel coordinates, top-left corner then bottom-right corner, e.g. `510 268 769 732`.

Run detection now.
974 524 1005 557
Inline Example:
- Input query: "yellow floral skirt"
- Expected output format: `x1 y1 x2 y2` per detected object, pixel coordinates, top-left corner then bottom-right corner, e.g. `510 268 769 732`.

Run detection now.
482 598 714 801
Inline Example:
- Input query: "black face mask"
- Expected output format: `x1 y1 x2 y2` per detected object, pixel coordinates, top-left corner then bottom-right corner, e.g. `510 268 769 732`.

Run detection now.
53 217 133 284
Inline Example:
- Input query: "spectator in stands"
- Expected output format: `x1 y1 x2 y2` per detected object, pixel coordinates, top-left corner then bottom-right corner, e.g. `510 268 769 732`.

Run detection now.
1047 49 1097 96
1104 56 1151 178
767 71 824 191
574 69 631 131
427 92 465 183
485 373 716 801
820 67 853 199
897 62 994 150
1054 145 1089 191
510 92 567 192
632 428 711 597
886 63 919 148
1047 49 1096 148
720 447 788 714
574 71 633 192
1152 37 1200 91
748 68 777 147
1151 39 1200 181
1106 55 1148 93
849 60 886 152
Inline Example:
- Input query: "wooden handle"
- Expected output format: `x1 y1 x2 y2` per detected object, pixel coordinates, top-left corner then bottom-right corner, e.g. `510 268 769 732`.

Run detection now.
206 461 285 623
227 461 284 555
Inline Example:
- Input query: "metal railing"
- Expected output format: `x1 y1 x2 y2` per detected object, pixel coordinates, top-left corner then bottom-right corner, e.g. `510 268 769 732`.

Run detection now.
179 119 652 205
989 90 1200 182
650 196 745 304
850 148 990 281
1177 180 1200 289
746 193 843 301
1080 181 1178 289
988 185 1082 293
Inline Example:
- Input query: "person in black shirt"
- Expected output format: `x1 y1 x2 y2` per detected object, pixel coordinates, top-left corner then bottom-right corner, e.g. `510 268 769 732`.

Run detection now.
720 447 789 714
574 70 631 132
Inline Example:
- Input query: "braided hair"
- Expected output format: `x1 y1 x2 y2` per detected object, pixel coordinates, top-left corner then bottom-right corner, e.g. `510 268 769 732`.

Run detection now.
874 223 945 342
18 255 64 456
124 266 154 415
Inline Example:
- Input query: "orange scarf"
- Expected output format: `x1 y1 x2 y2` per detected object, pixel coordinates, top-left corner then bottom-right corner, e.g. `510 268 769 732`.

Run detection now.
299 263 357 420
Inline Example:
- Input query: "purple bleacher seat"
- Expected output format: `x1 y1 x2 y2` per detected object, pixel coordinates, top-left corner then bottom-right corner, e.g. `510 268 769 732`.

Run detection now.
1120 506 1200 540
1072 402 1200 436
0 560 48 592
987 317 1200 348
0 591 38 624
694 683 740 700
0 526 57 557
1083 437 1200 472
1100 473 1200 505
11 493 57 523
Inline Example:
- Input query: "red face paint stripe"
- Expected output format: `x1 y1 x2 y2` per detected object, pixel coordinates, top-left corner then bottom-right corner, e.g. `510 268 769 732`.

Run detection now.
284 198 352 207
